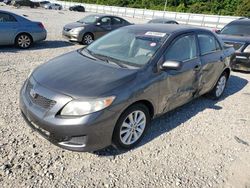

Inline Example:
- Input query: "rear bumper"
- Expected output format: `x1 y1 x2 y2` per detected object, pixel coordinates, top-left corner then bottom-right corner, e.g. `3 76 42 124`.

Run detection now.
231 53 250 72
19 78 120 152
32 30 47 43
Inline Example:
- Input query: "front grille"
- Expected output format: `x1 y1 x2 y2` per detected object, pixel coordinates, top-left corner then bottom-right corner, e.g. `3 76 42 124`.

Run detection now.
224 41 244 51
25 81 56 110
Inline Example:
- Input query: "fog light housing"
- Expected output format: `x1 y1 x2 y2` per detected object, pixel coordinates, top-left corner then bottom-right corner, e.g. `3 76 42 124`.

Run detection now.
59 135 87 148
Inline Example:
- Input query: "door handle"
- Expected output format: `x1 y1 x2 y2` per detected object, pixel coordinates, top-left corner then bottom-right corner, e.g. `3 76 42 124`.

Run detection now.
194 64 201 71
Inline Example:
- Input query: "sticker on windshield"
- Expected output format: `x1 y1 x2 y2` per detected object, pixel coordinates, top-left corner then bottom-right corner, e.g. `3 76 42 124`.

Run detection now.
145 31 166 37
150 42 157 47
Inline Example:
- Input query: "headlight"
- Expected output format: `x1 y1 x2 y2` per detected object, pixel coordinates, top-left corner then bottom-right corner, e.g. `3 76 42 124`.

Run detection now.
60 96 115 116
243 45 250 53
69 27 84 34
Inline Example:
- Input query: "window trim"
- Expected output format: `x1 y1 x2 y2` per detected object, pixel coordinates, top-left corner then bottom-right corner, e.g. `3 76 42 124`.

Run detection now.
0 13 17 23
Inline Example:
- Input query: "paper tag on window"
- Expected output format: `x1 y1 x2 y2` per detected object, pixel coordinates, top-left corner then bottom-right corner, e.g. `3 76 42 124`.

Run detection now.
145 31 166 37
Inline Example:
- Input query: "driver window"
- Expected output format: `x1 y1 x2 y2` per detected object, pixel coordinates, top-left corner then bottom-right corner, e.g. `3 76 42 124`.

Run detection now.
100 17 111 25
165 35 197 62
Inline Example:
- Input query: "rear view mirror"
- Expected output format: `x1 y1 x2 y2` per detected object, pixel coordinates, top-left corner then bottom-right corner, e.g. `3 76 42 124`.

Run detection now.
161 60 182 71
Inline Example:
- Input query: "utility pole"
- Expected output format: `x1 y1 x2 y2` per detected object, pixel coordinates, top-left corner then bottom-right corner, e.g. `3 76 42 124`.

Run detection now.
164 0 168 12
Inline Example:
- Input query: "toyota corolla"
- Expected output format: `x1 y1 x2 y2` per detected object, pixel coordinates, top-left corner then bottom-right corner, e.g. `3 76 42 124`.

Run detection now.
20 24 234 152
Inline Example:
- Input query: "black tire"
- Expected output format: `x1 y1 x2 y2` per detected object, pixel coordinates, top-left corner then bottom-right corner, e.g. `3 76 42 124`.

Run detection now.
207 72 228 100
112 104 151 150
15 33 33 49
82 33 94 45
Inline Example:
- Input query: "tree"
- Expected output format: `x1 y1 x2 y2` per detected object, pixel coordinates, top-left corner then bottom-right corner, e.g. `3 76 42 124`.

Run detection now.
236 0 250 17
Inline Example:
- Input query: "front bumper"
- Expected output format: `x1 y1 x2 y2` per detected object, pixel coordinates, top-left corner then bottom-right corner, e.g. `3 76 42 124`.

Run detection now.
231 53 250 72
19 77 120 152
62 30 81 42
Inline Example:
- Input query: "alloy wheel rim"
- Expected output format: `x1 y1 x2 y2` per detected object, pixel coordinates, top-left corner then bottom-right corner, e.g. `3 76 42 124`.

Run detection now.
18 35 31 48
119 110 146 145
216 76 226 97
84 35 93 44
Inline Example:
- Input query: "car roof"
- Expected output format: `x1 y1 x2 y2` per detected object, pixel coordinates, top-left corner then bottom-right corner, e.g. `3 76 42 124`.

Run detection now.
124 24 211 35
88 14 122 18
151 18 176 22
229 18 250 25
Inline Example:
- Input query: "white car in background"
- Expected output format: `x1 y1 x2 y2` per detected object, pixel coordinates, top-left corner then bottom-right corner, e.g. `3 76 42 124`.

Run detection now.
44 3 62 10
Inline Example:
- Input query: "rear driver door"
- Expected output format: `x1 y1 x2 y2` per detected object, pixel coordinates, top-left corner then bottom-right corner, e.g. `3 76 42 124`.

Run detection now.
197 33 226 95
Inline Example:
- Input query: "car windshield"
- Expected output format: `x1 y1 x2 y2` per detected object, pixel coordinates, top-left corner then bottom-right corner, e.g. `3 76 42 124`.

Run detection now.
78 15 99 24
84 28 167 67
220 24 250 36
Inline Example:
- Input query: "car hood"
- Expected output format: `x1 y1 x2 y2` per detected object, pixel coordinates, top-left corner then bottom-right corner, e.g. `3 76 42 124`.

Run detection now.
64 22 88 30
218 34 250 43
32 51 137 98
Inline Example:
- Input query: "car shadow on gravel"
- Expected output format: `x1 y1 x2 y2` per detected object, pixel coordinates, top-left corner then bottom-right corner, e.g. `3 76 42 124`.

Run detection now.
94 75 248 156
0 40 76 52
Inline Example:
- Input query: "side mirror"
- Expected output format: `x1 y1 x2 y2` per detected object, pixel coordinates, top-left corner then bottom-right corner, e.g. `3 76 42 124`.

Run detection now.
215 29 221 34
161 60 182 71
96 22 101 26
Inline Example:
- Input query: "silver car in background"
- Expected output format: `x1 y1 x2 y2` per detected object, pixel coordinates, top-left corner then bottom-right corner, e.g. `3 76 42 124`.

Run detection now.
44 3 62 10
0 10 47 48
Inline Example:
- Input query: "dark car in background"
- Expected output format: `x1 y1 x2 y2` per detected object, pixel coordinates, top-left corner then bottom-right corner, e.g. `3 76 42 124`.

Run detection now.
20 24 234 152
148 18 179 25
13 0 40 8
69 5 85 12
3 0 11 4
0 10 47 48
217 18 250 72
63 14 131 45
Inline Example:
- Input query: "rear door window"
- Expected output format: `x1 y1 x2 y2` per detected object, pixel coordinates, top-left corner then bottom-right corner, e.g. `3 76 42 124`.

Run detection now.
198 34 221 55
112 17 123 25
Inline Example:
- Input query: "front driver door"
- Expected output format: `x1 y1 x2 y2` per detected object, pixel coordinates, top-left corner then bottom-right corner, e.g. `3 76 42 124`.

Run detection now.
0 12 19 45
94 17 112 39
158 33 202 113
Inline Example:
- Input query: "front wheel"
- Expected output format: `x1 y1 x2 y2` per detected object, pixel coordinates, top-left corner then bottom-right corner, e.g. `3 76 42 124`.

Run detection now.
82 33 94 45
208 72 228 99
112 104 150 150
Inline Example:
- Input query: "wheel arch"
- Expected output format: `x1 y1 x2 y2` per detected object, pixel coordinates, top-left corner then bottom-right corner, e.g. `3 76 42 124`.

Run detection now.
15 32 34 44
223 68 231 80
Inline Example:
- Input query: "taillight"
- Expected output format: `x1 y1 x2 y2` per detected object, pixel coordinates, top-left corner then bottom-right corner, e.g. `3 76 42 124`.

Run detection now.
38 23 45 29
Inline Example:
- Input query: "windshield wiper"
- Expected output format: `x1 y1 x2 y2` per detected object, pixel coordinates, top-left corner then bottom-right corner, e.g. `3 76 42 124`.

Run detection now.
78 49 98 61
88 52 128 68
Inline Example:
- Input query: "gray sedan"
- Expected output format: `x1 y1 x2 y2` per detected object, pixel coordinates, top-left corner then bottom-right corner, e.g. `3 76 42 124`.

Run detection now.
20 24 234 152
62 14 131 45
0 10 47 48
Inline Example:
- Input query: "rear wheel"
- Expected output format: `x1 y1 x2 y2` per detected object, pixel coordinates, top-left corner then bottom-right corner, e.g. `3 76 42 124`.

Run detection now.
113 104 150 150
82 33 94 45
208 72 228 99
15 34 32 49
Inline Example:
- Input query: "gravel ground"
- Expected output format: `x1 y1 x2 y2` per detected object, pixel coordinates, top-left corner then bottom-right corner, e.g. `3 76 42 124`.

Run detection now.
0 5 250 188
